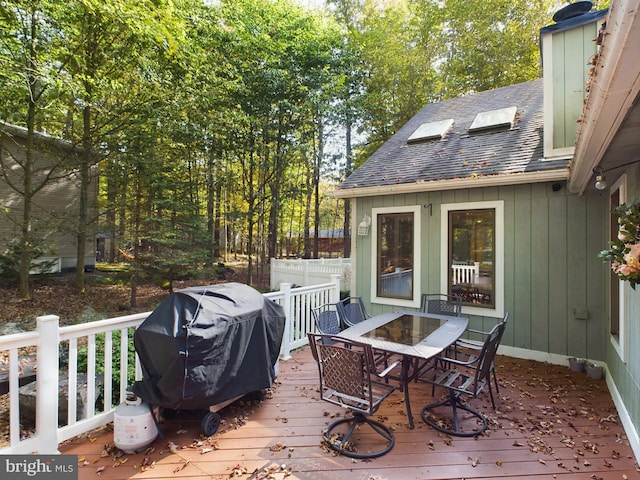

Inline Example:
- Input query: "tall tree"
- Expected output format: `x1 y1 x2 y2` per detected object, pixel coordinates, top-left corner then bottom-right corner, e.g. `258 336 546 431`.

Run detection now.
53 0 185 292
0 0 68 299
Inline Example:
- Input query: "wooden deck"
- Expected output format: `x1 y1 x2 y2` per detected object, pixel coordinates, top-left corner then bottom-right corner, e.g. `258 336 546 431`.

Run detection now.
59 348 640 480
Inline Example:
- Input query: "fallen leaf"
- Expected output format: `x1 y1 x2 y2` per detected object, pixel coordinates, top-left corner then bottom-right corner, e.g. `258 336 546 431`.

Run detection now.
173 460 190 473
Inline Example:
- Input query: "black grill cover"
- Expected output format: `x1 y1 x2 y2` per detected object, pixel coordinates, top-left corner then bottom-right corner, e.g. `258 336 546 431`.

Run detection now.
131 283 285 410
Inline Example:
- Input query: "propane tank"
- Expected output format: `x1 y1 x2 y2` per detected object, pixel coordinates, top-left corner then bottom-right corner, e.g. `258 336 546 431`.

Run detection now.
113 393 158 454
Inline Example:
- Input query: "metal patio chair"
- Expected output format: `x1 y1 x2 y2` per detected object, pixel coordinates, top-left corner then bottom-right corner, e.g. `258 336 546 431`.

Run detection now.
451 312 509 394
419 293 462 316
311 303 342 343
307 332 400 458
419 319 505 437
336 296 372 328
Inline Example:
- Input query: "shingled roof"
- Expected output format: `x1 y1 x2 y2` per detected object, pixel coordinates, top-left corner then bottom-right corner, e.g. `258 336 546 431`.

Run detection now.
334 79 569 198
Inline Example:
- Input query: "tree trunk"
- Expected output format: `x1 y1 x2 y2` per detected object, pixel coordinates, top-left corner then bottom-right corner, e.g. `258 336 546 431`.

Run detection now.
74 101 92 293
313 119 324 259
207 150 216 262
129 167 143 308
19 126 34 299
343 115 353 258
106 164 117 263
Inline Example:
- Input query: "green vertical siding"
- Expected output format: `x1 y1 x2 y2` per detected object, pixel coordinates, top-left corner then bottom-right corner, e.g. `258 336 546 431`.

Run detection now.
530 185 550 353
551 22 598 150
604 168 640 444
353 181 606 361
353 177 640 450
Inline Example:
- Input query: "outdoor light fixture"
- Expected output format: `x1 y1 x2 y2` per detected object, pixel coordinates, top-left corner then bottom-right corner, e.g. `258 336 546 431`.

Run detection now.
357 214 371 236
593 166 607 190
593 160 640 190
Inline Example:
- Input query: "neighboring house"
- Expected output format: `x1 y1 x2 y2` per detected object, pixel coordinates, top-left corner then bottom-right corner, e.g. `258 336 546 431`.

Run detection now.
0 122 97 273
334 0 640 460
311 229 345 256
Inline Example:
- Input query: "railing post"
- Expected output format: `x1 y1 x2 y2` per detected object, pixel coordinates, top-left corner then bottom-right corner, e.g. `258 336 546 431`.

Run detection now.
36 315 60 454
330 274 341 303
280 283 292 360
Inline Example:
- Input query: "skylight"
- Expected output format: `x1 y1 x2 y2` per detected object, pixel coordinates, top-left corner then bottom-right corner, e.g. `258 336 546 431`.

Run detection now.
469 106 517 133
407 118 454 143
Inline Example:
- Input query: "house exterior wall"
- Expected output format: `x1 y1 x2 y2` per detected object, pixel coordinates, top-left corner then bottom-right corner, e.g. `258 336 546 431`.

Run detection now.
602 166 640 449
0 130 97 272
542 14 605 158
351 181 607 361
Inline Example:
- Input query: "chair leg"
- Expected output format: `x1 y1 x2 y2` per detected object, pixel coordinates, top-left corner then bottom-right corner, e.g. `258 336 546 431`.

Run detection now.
421 391 488 437
492 367 499 394
323 413 395 459
487 381 496 409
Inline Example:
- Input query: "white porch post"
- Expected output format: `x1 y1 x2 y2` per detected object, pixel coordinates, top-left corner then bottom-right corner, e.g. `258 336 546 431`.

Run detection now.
36 315 60 454
280 283 292 360
330 274 341 303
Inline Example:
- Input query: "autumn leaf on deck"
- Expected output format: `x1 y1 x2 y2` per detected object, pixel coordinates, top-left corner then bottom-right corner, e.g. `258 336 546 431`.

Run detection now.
270 442 287 452
173 459 190 473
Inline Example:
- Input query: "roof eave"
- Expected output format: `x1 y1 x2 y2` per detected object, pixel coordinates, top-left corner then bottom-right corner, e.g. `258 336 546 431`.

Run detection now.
332 169 568 199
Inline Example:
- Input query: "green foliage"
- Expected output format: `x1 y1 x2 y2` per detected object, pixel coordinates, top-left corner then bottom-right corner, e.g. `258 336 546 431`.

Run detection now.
598 200 640 289
75 328 136 406
1 0 563 289
0 242 58 285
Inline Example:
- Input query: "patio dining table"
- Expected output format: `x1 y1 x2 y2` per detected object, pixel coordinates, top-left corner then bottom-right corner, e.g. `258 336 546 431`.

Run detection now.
336 310 468 428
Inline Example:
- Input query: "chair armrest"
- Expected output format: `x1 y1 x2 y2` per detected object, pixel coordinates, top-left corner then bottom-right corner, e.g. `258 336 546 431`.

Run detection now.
433 353 477 368
378 359 402 378
455 338 483 349
466 327 490 335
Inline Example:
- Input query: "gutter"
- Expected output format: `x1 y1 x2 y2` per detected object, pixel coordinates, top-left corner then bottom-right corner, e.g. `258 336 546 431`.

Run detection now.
333 168 568 199
569 0 640 195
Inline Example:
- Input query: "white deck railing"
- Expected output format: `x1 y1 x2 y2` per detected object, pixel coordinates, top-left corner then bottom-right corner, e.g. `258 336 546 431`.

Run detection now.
451 262 480 285
270 257 350 291
0 276 341 454
379 268 413 296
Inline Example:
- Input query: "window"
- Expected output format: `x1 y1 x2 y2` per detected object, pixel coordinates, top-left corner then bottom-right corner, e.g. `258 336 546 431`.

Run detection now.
441 201 504 317
469 106 517 133
609 174 627 362
371 205 421 308
407 119 454 143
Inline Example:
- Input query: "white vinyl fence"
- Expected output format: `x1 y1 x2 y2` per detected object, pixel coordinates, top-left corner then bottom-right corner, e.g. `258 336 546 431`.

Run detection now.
270 258 350 291
0 277 340 455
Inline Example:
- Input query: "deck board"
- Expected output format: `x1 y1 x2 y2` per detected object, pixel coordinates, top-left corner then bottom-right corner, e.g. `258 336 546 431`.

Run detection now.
59 349 640 480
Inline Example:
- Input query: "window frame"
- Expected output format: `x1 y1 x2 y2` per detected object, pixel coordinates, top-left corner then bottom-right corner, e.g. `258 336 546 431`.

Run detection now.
609 174 627 363
371 205 421 308
441 201 504 318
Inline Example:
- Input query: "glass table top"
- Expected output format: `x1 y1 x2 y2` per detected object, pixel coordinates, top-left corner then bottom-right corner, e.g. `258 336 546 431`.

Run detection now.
362 314 447 346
